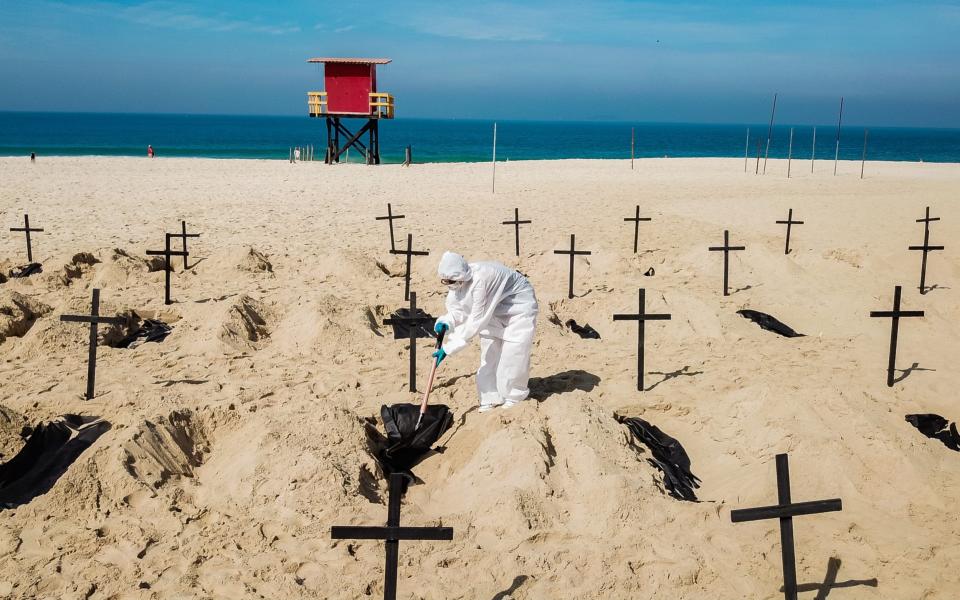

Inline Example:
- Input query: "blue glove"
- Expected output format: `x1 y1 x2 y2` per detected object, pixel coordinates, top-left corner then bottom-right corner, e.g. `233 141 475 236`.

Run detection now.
432 348 447 365
434 321 449 334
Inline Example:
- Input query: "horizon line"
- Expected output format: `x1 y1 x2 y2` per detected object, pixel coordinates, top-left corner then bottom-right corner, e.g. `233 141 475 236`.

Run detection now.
0 110 956 132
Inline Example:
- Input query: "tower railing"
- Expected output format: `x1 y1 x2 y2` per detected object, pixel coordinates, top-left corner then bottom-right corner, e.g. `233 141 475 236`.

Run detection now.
306 91 394 118
369 92 395 119
307 91 327 117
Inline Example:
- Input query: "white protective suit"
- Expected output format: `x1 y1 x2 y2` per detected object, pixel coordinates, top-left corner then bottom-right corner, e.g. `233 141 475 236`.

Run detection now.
436 252 539 409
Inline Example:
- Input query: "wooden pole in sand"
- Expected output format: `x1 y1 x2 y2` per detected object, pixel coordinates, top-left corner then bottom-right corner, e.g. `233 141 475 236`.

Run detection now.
787 127 794 178
833 97 844 176
492 122 497 194
811 127 816 173
860 129 869 179
763 93 778 175
631 127 635 170
744 128 750 172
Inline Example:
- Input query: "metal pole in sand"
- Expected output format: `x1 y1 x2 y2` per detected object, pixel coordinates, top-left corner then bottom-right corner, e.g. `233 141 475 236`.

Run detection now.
834 97 844 176
787 127 794 178
744 128 750 172
811 126 816 173
492 122 497 194
755 138 762 175
860 129 869 179
763 93 778 175
631 127 635 170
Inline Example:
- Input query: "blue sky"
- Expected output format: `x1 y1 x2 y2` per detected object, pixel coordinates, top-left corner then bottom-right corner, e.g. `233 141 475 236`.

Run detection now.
0 1 958 126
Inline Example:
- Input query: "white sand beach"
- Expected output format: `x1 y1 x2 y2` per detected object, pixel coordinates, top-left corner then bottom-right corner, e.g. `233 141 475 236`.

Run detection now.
0 156 958 599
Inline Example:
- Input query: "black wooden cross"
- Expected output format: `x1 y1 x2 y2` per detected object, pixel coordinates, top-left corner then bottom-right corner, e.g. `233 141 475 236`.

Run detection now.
554 234 592 299
389 233 429 302
776 209 804 255
613 288 671 391
731 453 843 600
623 205 652 254
172 220 201 269
59 288 126 400
10 214 43 263
502 208 531 256
916 206 940 228
331 472 453 600
383 292 434 393
146 233 189 305
376 203 406 252
708 230 746 296
908 216 944 295
869 285 924 387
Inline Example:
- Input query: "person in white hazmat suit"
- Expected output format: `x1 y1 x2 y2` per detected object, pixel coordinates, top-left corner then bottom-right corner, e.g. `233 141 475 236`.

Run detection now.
431 252 539 411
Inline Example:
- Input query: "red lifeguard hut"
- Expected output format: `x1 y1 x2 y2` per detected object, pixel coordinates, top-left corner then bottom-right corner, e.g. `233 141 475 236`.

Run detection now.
307 57 395 164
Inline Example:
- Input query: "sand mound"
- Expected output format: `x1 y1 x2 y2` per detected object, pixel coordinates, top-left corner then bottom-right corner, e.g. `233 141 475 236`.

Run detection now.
236 247 273 273
51 252 100 287
375 255 407 278
89 248 164 290
0 290 52 343
114 247 164 273
123 410 211 490
359 396 716 598
0 405 28 461
269 293 387 362
219 295 274 352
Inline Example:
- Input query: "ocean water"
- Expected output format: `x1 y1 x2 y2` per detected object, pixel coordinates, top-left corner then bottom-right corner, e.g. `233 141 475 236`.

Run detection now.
1 112 958 164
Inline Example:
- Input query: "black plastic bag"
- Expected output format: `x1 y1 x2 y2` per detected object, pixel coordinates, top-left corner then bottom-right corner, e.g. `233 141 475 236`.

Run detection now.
737 309 804 338
618 415 701 501
566 319 601 339
0 415 111 508
9 263 42 278
379 403 452 475
385 308 437 340
905 414 960 451
116 319 172 348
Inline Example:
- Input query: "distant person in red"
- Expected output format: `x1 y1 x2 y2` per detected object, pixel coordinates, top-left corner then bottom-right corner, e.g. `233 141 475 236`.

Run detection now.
147 145 155 158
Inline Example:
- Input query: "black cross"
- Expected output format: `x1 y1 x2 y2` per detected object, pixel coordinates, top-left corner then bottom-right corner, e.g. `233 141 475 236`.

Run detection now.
146 233 189 305
59 288 125 400
623 205 652 254
9 214 43 263
909 213 944 295
554 234 592 299
376 203 406 252
502 208 531 257
172 220 201 270
775 209 804 255
731 453 842 600
916 205 940 227
708 230 746 296
613 288 671 391
331 472 453 600
389 234 429 302
869 285 924 387
383 292 433 393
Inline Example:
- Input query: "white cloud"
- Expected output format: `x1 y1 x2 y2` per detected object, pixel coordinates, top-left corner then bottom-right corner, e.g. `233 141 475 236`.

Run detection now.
53 1 301 35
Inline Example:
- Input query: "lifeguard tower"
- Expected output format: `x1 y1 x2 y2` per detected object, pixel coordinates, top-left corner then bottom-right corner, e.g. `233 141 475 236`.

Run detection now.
307 57 395 165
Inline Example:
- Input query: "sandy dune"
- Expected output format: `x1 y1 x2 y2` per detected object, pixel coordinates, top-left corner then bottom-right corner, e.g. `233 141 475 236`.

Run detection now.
0 156 958 599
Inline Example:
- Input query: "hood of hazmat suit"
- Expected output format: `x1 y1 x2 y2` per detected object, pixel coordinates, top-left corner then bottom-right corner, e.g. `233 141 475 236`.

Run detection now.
438 251 473 284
